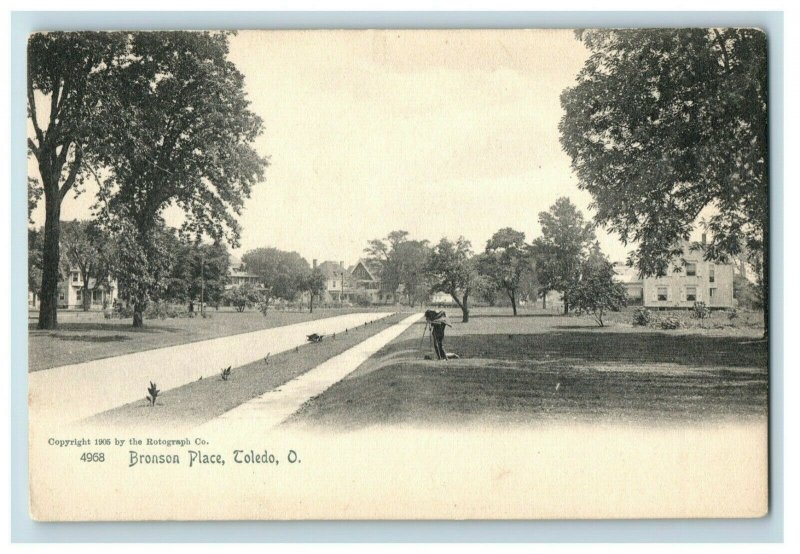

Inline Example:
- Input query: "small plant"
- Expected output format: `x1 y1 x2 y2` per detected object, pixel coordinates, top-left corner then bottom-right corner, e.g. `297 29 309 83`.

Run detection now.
220 366 232 381
632 307 651 327
659 315 681 330
691 301 711 321
146 381 160 407
728 308 739 320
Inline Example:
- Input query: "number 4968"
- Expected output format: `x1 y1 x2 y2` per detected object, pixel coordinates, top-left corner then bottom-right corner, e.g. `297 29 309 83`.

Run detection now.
80 452 105 462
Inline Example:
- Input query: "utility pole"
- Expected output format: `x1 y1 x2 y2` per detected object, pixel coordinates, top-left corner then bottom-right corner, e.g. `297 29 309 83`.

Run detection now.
200 255 205 316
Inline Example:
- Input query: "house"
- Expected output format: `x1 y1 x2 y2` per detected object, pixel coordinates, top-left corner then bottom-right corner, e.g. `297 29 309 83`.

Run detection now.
315 260 356 304
55 268 118 310
615 241 736 310
349 259 398 304
226 257 260 290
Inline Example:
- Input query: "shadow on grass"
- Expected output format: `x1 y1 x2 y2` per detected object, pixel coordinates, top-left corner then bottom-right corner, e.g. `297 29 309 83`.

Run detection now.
49 334 132 343
470 313 561 319
28 322 179 334
380 330 768 369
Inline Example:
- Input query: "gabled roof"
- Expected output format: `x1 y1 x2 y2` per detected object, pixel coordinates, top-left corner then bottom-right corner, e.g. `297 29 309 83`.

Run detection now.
352 258 380 281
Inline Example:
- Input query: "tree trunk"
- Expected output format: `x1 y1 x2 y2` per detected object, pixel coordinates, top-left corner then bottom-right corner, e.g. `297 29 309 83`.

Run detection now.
509 289 517 316
82 280 91 311
309 293 314 314
563 298 570 314
133 302 145 328
461 292 470 323
37 192 61 330
542 292 546 309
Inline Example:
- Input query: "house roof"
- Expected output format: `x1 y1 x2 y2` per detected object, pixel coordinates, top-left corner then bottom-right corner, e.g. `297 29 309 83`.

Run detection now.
352 258 380 281
316 260 347 279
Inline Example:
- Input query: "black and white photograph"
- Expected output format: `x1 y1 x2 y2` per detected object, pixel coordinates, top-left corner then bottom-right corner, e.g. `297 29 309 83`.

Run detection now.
25 27 770 520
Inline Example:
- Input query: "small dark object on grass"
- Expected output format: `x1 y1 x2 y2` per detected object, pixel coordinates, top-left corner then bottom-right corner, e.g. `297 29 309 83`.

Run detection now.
221 365 232 381
146 381 160 407
307 333 324 343
424 354 432 360
295 345 299 352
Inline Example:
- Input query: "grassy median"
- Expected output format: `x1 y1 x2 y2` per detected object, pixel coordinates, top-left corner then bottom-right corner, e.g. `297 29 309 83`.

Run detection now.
85 313 405 431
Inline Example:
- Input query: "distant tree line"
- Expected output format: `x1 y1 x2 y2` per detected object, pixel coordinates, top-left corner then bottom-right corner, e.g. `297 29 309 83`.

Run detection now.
362 197 626 324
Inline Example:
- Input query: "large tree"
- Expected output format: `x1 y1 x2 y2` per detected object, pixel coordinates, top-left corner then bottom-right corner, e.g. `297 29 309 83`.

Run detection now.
365 231 432 306
530 197 596 314
567 242 627 327
560 28 768 333
364 230 409 304
304 268 327 314
241 247 310 303
478 227 533 316
96 31 267 326
27 32 127 328
426 237 477 323
166 240 230 310
60 220 113 311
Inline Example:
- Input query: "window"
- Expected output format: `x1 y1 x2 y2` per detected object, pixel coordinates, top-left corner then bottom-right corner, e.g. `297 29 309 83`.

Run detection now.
76 290 82 301
686 263 697 277
657 287 668 301
709 288 716 299
686 287 697 302
72 272 78 282
709 267 715 283
59 293 65 301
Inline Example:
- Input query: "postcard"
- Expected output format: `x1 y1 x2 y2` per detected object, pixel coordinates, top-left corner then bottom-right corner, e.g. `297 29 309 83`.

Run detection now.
27 28 769 520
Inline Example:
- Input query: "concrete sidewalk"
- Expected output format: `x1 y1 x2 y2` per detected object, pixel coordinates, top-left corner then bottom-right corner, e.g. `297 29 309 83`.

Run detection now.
196 313 422 432
30 312 393 424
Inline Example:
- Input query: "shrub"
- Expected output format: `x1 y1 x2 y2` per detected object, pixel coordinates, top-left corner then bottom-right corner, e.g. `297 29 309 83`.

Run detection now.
691 301 711 321
632 307 651 326
659 315 681 330
728 308 739 320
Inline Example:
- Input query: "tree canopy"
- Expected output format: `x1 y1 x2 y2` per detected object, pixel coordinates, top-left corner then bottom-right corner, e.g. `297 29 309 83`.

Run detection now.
530 197 596 313
478 227 533 316
241 247 310 302
27 32 129 328
426 236 477 322
93 31 268 326
560 28 768 329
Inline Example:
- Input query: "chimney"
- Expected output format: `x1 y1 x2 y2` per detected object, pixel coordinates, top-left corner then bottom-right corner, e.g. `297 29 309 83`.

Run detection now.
340 261 345 270
312 259 317 269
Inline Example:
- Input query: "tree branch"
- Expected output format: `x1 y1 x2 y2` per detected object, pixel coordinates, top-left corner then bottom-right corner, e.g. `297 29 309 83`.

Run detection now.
59 147 83 201
27 79 45 148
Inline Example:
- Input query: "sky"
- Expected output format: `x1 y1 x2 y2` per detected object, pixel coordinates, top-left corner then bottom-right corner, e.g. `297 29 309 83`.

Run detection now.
30 29 636 266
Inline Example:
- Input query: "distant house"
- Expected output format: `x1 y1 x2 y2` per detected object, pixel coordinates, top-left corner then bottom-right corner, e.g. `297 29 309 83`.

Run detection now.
315 260 355 304
615 241 736 309
226 257 260 290
34 267 118 310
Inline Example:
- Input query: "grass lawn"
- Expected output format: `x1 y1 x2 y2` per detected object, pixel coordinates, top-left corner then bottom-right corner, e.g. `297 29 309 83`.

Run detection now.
85 313 407 431
287 306 768 428
28 306 398 371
